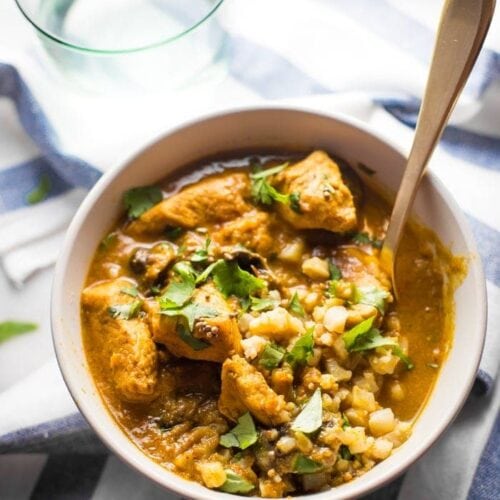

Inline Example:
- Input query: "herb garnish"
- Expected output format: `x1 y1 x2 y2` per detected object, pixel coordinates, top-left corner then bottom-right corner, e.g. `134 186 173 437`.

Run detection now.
211 261 265 299
160 302 218 331
291 388 323 433
27 174 51 205
120 286 139 297
176 322 210 351
351 232 382 249
342 317 414 369
99 232 117 251
191 238 211 263
258 343 286 369
328 260 342 281
219 471 255 494
250 296 279 312
220 412 258 450
292 454 323 474
0 321 37 343
339 445 353 460
286 328 314 367
107 300 143 320
288 292 305 317
165 226 183 240
250 163 300 211
123 186 162 219
158 262 197 309
353 285 389 313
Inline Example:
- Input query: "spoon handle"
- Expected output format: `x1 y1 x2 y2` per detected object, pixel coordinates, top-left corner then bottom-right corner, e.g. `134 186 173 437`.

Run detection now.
383 0 495 261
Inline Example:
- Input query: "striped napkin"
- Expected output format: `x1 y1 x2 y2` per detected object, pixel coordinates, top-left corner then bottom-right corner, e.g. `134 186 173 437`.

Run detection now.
0 1 499 499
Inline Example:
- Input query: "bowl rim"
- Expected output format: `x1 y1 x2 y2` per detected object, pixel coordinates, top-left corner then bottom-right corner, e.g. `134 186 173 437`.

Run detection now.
14 0 225 54
51 104 487 499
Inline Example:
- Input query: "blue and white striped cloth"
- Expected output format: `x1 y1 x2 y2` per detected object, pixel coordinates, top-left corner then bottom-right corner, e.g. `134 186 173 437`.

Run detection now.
0 1 499 499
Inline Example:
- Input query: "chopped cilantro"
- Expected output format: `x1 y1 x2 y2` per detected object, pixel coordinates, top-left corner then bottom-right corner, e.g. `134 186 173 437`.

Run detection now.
26 174 51 205
123 186 162 219
176 322 210 351
211 260 265 299
107 300 143 320
0 321 37 343
120 286 138 297
160 301 218 331
158 262 197 309
258 343 285 369
195 259 221 284
339 444 353 460
292 454 323 474
291 388 323 433
343 317 413 369
286 328 315 367
328 260 342 281
288 292 305 317
191 238 211 263
220 412 258 450
99 232 117 251
351 232 382 249
251 176 290 206
250 296 278 312
289 192 302 213
341 413 351 429
353 285 389 313
219 471 255 494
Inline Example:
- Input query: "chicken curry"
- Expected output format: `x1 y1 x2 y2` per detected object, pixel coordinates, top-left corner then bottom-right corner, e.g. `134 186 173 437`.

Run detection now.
81 151 460 497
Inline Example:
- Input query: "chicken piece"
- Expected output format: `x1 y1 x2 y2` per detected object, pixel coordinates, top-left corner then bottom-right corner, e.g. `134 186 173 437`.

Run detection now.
148 284 242 363
273 150 357 232
81 279 158 403
211 210 277 256
219 355 290 426
127 173 252 236
129 242 176 285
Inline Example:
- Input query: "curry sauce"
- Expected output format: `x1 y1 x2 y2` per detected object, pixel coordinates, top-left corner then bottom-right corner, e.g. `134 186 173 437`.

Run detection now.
81 151 461 497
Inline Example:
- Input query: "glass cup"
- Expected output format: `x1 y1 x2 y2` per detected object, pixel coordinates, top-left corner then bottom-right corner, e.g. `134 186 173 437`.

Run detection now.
15 0 227 93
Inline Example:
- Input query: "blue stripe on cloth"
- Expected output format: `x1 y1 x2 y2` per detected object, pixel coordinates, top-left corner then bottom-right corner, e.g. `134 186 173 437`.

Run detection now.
0 157 73 214
30 454 108 500
0 63 102 189
227 35 330 99
327 0 500 98
467 215 500 288
0 413 105 454
468 412 500 499
378 96 500 171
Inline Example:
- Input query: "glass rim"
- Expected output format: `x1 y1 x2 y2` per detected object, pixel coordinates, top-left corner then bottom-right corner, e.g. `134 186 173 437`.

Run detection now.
14 0 225 54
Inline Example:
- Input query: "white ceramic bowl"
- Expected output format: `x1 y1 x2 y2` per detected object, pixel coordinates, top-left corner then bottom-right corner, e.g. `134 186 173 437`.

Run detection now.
51 106 487 499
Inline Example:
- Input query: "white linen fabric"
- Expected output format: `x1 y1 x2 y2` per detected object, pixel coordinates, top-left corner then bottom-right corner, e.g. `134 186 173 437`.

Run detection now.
0 1 499 499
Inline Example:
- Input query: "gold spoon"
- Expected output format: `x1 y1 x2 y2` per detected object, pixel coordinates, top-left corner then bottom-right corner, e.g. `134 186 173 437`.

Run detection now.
381 0 495 298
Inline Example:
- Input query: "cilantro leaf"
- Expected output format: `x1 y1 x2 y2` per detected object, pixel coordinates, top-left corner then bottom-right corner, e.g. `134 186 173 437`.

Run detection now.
286 328 314 367
195 259 222 284
212 261 265 299
176 322 210 351
251 176 291 206
219 471 255 494
99 232 117 251
258 343 285 369
289 192 302 213
328 260 342 280
108 300 143 320
339 445 353 460
353 285 389 313
191 238 211 263
292 454 323 474
352 232 382 249
220 412 258 450
160 302 219 331
343 317 414 369
291 388 323 433
288 292 305 317
0 321 37 343
250 296 279 312
342 316 375 349
158 261 197 309
26 174 51 205
123 186 162 219
120 286 138 297
341 413 351 429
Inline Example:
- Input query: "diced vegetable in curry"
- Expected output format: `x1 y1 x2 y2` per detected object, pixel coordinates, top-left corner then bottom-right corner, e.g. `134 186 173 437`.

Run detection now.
81 151 462 497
